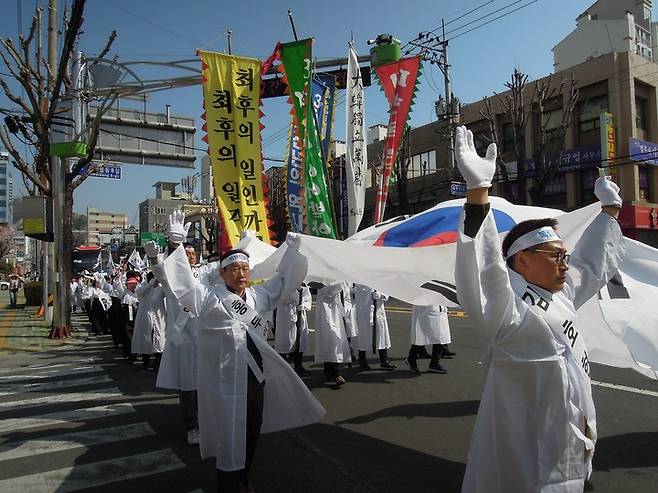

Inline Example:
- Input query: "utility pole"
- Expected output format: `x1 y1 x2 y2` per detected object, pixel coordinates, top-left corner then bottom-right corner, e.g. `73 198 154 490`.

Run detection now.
41 0 58 323
441 20 455 173
226 28 232 55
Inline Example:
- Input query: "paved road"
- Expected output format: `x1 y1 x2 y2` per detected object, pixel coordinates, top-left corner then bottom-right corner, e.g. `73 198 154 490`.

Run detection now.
0 303 656 492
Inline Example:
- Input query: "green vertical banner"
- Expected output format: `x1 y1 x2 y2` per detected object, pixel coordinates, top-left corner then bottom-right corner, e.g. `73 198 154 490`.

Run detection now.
279 40 336 239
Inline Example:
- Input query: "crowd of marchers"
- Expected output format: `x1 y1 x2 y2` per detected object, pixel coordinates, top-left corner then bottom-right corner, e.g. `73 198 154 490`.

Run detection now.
65 124 625 493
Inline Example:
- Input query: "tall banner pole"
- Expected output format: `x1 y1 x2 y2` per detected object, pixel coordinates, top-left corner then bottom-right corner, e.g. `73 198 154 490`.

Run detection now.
346 43 367 236
374 56 422 223
199 51 271 247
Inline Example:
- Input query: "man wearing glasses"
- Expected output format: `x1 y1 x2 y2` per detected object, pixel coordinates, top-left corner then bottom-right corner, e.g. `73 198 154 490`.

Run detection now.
454 126 625 493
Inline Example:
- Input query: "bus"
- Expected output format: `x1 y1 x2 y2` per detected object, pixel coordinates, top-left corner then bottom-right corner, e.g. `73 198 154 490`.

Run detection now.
72 245 104 276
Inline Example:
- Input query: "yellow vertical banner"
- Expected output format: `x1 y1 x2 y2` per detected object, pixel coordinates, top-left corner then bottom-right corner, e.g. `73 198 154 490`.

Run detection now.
600 111 616 181
199 50 271 246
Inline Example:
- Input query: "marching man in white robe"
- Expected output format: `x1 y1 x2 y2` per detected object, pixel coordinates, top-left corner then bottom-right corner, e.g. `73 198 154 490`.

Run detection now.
148 236 324 493
354 285 396 371
131 272 167 370
274 283 312 375
149 211 215 446
454 125 625 493
315 281 353 386
406 305 452 374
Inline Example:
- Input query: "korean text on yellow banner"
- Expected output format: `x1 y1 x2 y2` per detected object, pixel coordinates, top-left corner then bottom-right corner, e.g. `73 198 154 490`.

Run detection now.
199 50 271 246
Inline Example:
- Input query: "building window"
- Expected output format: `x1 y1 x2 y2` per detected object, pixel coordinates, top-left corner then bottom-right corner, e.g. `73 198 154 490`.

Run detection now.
502 123 514 152
474 131 490 155
639 166 651 201
578 94 608 137
542 108 564 143
635 96 648 130
407 150 437 178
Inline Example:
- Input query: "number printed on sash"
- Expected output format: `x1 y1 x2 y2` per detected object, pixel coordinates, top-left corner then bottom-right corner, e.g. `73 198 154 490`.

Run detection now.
562 319 578 348
522 286 550 311
581 350 590 376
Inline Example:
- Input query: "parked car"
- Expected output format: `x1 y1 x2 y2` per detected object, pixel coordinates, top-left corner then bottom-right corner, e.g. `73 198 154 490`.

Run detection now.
0 281 9 290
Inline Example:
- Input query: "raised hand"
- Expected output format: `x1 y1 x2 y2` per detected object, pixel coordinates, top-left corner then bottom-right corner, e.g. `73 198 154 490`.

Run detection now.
168 210 191 244
144 240 160 259
455 125 497 190
594 175 622 207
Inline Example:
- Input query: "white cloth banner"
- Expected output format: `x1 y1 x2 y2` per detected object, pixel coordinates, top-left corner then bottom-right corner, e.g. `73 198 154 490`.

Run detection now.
345 43 367 236
240 197 658 379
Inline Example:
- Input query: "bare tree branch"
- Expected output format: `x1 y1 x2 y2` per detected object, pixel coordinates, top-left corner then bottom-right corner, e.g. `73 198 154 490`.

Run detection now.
0 126 49 195
47 0 85 126
90 30 117 67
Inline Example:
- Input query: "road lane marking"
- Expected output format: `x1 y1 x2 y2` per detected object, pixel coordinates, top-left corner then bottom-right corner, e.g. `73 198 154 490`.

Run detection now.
0 375 114 396
0 403 137 433
591 380 658 398
0 422 156 461
0 366 102 382
0 389 122 413
0 449 186 492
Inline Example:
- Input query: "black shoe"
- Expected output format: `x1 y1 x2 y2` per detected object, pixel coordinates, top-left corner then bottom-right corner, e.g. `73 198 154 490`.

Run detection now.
294 366 309 376
404 357 421 374
428 363 447 374
441 345 456 358
380 361 397 371
358 360 371 371
417 349 432 359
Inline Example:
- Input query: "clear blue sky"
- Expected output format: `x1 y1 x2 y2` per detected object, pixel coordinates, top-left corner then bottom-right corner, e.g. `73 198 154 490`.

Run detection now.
0 0 649 226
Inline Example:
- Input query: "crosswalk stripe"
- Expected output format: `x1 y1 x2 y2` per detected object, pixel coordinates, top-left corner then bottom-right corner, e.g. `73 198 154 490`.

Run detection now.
0 448 186 492
0 375 114 396
0 422 156 461
0 403 137 433
0 389 121 413
0 366 102 382
0 360 99 375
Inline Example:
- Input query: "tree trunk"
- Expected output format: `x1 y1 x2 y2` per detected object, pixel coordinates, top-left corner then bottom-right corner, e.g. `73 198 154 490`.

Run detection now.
48 182 73 338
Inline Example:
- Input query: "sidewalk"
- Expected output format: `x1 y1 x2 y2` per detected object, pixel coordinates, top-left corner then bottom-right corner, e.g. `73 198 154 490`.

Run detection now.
0 291 84 353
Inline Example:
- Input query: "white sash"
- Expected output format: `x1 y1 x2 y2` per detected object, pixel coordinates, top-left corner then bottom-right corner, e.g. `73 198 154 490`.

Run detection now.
219 291 269 383
516 281 596 454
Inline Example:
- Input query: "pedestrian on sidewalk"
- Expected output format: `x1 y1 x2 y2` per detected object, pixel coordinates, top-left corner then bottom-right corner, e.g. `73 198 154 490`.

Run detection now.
9 274 23 308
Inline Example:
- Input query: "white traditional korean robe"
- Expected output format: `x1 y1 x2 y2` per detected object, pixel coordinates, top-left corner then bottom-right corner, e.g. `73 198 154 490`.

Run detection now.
410 305 451 346
354 285 391 353
159 244 324 471
131 279 167 355
314 281 352 364
154 261 215 391
456 209 625 493
341 282 358 338
274 284 312 354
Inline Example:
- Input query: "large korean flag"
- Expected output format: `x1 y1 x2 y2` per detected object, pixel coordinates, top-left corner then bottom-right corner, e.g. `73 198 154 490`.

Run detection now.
240 197 658 380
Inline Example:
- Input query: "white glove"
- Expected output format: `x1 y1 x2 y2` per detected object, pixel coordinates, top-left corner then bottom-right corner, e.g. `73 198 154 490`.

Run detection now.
594 176 622 207
286 232 302 251
144 240 160 259
168 210 191 243
454 125 497 189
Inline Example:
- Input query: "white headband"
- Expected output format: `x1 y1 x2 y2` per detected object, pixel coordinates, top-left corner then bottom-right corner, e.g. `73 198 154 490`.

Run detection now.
505 226 562 259
221 253 250 268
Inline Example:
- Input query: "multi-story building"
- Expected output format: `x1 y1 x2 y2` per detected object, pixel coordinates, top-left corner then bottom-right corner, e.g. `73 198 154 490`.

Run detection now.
0 148 12 224
87 207 128 245
553 1 655 71
138 181 191 235
358 0 658 247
